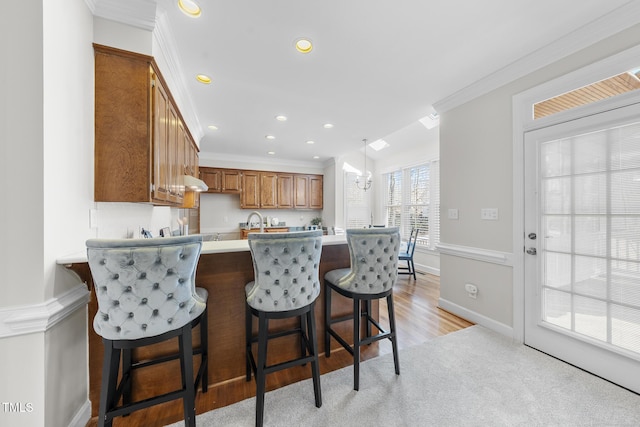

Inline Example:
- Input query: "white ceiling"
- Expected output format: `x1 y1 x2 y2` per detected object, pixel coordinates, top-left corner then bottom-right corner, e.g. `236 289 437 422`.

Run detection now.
94 0 636 163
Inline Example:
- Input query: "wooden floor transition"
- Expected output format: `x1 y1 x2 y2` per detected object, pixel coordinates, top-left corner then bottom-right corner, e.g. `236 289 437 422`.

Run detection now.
86 272 473 427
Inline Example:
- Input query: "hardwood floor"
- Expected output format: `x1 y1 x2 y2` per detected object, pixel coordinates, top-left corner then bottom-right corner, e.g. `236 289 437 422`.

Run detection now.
87 273 473 426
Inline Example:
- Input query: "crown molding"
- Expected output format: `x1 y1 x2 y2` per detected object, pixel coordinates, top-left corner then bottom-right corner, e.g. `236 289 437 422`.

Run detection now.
153 8 205 143
434 1 640 114
89 0 157 31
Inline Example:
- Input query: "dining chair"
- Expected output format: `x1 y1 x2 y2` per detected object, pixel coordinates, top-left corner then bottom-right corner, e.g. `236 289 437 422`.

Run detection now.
398 228 419 280
323 227 401 390
245 230 323 427
86 236 208 427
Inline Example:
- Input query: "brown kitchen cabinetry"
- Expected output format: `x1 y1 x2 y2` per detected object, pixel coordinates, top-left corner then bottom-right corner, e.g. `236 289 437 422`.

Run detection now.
94 44 199 205
277 174 294 209
259 172 278 209
309 175 323 209
200 167 242 194
241 170 279 209
240 227 290 239
204 166 323 210
294 175 323 209
240 170 260 209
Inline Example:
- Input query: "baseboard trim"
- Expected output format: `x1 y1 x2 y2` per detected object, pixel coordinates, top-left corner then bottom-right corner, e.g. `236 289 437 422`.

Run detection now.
436 242 513 266
439 297 516 340
415 263 440 276
0 284 90 339
68 399 91 427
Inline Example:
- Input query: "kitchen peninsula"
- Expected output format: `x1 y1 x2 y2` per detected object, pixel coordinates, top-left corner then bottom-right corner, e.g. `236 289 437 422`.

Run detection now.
58 234 368 419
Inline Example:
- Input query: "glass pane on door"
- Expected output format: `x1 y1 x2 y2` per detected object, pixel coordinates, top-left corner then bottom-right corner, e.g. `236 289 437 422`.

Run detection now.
539 120 640 359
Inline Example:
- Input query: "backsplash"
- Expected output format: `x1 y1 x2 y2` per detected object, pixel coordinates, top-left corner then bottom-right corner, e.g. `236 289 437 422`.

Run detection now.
94 202 188 239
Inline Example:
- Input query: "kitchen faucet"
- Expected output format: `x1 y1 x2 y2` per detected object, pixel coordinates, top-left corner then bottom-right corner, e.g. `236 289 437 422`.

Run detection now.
246 211 264 233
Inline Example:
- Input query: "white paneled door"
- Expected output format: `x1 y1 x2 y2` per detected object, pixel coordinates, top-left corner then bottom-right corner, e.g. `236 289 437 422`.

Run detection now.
524 102 640 393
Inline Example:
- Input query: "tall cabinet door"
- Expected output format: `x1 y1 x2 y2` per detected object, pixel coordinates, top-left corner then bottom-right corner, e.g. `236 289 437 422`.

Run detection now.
241 171 260 209
152 72 170 202
294 175 309 208
277 174 294 208
309 175 323 209
260 172 278 209
166 104 181 204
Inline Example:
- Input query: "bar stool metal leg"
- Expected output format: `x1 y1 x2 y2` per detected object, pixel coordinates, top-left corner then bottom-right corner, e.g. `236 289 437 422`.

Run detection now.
353 297 361 391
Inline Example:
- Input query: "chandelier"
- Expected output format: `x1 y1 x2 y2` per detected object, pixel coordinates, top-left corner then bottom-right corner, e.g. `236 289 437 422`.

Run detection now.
355 138 372 191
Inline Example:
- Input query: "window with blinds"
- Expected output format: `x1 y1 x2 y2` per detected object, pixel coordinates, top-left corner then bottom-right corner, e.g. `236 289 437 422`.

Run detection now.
383 161 440 248
345 172 371 229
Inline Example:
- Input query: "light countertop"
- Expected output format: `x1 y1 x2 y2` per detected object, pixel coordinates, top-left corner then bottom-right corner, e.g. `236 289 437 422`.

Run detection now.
57 234 347 265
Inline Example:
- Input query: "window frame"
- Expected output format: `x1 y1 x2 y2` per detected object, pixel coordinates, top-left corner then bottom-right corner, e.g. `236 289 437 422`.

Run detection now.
383 160 439 250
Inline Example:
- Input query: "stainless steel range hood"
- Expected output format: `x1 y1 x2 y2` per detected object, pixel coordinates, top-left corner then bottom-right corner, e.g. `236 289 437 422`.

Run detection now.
183 175 208 192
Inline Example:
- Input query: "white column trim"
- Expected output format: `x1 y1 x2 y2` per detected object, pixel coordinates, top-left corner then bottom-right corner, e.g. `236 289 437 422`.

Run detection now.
0 284 90 339
436 242 513 266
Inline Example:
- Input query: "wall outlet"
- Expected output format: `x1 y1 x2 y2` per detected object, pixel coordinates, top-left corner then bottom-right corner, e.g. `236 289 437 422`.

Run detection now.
465 283 478 299
448 208 459 220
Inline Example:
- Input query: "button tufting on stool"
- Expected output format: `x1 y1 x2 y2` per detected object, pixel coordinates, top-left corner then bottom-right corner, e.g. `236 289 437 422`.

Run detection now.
244 230 323 427
86 235 209 427
324 227 401 391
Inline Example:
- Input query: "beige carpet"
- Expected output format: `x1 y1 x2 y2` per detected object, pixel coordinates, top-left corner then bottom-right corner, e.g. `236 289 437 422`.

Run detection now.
167 326 640 426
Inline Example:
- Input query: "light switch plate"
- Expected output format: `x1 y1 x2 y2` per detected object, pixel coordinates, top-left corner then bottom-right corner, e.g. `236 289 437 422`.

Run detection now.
448 208 459 220
481 208 498 220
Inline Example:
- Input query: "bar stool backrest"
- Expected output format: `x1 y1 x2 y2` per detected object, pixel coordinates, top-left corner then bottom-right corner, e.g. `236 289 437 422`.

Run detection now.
332 227 401 294
86 236 204 341
246 230 323 312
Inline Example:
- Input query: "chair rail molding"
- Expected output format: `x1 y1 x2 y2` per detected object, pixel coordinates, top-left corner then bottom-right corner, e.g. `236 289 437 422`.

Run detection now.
0 284 90 339
436 242 513 266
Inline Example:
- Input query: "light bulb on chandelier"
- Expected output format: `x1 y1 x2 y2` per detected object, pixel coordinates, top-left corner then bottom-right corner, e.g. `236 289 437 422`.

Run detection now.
355 138 372 191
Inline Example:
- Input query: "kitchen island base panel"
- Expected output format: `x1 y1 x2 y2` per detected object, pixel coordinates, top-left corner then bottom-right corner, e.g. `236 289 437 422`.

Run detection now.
72 241 373 419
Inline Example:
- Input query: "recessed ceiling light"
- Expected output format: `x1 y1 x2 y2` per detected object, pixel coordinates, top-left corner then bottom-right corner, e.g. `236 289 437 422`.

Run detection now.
295 38 313 54
196 74 211 84
178 0 201 18
275 115 287 121
313 156 320 159
267 151 275 155
306 140 315 145
265 135 275 140
207 125 218 130
323 123 334 129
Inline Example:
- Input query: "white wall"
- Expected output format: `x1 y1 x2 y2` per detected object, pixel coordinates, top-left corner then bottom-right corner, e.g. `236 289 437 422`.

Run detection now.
199 193 321 238
0 0 94 426
439 23 640 334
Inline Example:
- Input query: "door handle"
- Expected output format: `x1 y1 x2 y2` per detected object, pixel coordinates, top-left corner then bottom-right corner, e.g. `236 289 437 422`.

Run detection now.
526 247 537 255
528 233 537 240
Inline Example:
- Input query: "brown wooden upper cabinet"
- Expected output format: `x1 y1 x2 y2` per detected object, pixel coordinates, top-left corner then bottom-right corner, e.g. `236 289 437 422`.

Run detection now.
295 175 323 209
94 44 199 206
239 171 322 210
241 170 279 209
200 167 241 194
277 174 294 209
240 171 260 209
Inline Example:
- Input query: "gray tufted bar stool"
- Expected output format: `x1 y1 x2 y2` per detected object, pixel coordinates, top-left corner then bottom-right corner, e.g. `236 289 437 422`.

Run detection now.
245 230 323 427
86 236 208 427
324 227 401 391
